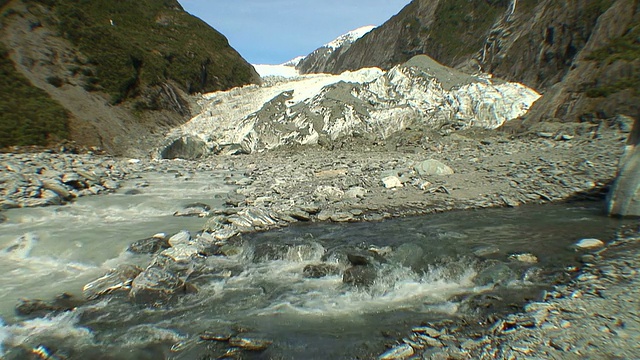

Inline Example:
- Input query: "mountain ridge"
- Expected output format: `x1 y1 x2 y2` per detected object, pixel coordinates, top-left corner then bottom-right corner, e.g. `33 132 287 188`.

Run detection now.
0 0 260 154
304 0 640 126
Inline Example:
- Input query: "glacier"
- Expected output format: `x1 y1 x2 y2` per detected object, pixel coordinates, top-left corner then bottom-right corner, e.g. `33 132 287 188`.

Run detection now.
158 55 540 158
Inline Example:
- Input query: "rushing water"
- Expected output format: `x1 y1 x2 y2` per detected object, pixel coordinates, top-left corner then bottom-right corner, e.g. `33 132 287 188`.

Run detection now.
0 169 629 359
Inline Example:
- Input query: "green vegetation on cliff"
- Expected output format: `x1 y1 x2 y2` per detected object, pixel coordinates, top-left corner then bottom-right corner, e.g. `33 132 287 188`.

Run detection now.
21 0 258 105
586 22 640 98
0 43 69 148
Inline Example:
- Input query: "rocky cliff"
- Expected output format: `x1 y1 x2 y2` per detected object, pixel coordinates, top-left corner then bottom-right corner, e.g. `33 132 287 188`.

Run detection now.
308 0 640 125
0 0 260 154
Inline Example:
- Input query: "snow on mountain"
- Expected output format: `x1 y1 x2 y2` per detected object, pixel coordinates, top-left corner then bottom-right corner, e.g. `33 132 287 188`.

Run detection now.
296 25 376 74
157 55 540 158
253 63 300 78
324 25 375 50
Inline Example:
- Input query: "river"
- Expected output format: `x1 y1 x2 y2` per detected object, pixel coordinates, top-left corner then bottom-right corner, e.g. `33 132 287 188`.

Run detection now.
0 167 628 359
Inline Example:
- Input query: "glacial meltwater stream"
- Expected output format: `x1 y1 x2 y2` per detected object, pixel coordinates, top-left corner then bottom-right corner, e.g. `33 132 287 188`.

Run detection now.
0 167 629 359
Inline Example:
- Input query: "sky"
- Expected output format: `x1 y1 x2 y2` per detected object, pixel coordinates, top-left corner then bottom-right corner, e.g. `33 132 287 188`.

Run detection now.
177 0 411 65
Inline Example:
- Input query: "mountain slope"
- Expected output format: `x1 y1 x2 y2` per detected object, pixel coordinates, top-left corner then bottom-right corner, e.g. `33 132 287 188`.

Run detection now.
297 26 375 74
0 0 260 153
311 0 640 125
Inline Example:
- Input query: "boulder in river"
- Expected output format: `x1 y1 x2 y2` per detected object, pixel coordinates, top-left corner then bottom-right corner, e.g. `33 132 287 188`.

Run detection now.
127 234 170 254
173 202 212 217
303 263 341 278
83 264 143 300
343 266 377 287
129 266 196 306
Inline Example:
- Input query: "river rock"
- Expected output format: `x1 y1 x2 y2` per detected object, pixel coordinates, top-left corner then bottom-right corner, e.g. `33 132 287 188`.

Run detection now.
83 264 143 300
168 230 192 247
173 202 212 217
15 293 83 317
575 238 605 249
379 343 415 360
415 159 454 176
382 176 403 188
228 337 272 351
41 178 73 200
129 266 193 305
61 172 84 189
345 186 367 199
475 262 515 286
314 185 344 201
303 263 341 278
343 266 377 287
389 242 424 270
127 234 170 254
252 242 290 262
509 253 538 263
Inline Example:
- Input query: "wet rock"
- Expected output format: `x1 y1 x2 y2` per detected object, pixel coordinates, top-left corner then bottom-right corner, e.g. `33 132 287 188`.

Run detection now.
475 262 515 286
83 264 143 300
168 230 192 247
379 343 414 360
39 189 63 205
509 253 539 263
347 252 373 266
472 245 500 257
343 266 377 287
15 293 83 317
252 242 290 262
0 212 6 223
575 238 605 249
124 189 143 195
127 234 170 254
389 242 424 270
382 175 403 188
173 203 212 217
415 159 454 176
129 266 194 306
303 263 341 278
228 337 272 351
289 208 311 221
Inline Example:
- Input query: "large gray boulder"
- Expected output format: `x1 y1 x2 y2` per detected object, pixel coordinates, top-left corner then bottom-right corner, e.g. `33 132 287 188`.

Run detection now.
607 116 640 217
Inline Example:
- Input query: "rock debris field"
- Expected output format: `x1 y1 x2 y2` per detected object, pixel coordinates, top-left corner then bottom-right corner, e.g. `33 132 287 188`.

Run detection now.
1 121 638 359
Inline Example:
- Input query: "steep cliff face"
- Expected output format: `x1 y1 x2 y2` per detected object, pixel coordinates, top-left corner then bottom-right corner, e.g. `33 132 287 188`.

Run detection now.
313 0 640 124
0 0 260 153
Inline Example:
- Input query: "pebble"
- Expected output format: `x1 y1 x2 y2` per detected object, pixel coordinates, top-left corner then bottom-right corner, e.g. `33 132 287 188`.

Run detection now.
378 343 414 360
575 238 605 249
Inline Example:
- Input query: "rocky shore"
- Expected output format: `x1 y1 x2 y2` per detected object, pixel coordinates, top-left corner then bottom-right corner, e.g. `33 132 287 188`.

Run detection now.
1 120 637 359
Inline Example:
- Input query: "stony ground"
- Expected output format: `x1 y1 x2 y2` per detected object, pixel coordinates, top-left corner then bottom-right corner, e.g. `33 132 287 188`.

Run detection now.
1 121 637 359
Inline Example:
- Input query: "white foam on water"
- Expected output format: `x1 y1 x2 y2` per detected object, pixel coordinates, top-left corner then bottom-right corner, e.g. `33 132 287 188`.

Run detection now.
1 311 93 352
